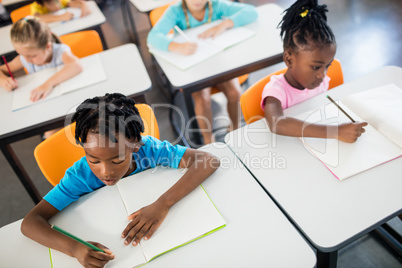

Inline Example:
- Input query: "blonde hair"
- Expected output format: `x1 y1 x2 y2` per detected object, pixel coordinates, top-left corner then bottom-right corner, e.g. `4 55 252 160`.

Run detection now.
10 16 61 49
182 0 213 28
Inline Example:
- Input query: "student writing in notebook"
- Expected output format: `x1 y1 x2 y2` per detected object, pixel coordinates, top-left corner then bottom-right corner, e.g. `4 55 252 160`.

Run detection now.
262 0 367 143
0 17 82 101
0 17 82 138
147 0 258 144
21 93 220 268
31 0 91 23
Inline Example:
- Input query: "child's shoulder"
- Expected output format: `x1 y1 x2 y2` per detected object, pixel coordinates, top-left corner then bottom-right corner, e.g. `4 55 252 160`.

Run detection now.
31 2 49 15
264 73 288 91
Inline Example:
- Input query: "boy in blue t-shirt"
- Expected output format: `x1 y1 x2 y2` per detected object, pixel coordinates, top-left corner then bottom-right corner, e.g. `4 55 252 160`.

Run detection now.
21 93 220 267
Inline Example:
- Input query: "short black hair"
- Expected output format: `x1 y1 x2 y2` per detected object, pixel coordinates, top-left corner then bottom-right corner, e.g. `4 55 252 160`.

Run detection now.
279 0 336 50
72 93 144 145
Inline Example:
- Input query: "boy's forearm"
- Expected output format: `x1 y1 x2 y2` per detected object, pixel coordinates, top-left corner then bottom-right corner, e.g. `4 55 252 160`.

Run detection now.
157 152 219 209
21 201 78 258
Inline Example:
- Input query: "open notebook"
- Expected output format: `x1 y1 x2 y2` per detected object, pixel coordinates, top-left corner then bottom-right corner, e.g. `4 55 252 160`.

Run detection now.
11 53 107 111
149 20 255 70
296 84 402 181
47 7 82 28
49 167 226 268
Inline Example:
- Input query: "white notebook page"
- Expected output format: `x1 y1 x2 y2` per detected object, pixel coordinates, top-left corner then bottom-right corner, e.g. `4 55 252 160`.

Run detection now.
297 103 402 180
116 167 226 263
49 185 147 268
341 84 402 148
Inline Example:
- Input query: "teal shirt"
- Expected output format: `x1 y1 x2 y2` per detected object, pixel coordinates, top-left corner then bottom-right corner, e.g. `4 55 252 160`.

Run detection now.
147 0 258 51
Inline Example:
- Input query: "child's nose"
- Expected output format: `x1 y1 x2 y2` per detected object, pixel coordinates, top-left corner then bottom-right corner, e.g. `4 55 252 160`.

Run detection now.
101 164 113 176
317 69 326 79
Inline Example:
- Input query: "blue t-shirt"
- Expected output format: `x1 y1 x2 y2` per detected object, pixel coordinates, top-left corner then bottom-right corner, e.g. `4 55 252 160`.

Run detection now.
44 136 187 211
20 43 71 74
147 0 258 51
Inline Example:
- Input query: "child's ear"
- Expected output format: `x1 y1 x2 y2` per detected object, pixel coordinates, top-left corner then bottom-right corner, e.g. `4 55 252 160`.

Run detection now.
283 50 293 68
46 42 52 50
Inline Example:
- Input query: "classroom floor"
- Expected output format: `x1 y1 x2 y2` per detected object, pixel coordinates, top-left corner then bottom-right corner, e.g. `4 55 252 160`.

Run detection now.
1 0 401 267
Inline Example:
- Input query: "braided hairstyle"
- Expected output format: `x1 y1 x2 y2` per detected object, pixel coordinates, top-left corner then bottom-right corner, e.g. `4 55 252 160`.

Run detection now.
279 0 335 51
72 93 144 146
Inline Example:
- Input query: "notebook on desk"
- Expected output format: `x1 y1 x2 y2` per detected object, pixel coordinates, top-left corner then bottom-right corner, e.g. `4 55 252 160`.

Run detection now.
149 20 256 70
296 84 402 181
11 53 107 111
49 167 226 268
47 7 82 28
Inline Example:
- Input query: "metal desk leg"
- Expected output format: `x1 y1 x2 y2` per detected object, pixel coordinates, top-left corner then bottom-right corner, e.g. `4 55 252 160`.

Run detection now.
0 143 41 204
183 90 202 146
121 0 139 44
317 250 338 268
94 26 108 50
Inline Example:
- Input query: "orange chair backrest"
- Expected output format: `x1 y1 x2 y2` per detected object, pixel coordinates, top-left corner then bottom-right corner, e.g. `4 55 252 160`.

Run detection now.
59 30 103 58
149 2 176 27
10 4 31 23
240 58 343 124
34 104 160 186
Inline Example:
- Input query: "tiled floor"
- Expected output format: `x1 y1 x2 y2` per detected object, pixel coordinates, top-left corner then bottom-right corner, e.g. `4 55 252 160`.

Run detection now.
0 0 401 267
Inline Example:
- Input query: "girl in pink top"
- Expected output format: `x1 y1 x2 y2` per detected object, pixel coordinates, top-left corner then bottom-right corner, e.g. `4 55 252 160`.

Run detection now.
261 0 367 143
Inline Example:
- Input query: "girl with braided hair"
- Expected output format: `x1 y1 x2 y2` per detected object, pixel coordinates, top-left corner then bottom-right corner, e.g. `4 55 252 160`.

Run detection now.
0 16 82 102
21 93 220 268
147 0 258 144
262 0 367 143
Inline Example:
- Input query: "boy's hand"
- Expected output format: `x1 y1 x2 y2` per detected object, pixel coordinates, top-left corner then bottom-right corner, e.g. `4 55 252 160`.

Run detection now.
30 83 53 102
0 77 18 91
198 19 234 39
122 201 169 246
337 122 368 143
59 12 74 21
73 242 115 268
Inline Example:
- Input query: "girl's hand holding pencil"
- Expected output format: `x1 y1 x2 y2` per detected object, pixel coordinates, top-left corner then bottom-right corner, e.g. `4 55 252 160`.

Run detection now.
169 26 198 55
0 75 18 91
0 55 18 91
336 122 368 143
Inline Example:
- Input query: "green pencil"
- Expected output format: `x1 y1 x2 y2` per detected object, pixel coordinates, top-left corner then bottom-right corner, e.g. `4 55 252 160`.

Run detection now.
51 225 105 253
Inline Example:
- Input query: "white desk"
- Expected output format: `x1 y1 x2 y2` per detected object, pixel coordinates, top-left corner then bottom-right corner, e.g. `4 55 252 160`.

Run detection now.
0 144 316 267
224 66 402 267
128 0 174 13
152 3 284 144
2 0 31 6
0 43 152 204
0 219 51 268
0 1 106 57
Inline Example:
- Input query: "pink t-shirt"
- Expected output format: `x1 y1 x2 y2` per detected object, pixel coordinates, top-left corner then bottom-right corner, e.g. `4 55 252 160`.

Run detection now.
261 74 330 110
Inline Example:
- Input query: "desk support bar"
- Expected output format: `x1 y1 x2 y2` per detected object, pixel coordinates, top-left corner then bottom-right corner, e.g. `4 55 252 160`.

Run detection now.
0 144 41 204
317 250 338 268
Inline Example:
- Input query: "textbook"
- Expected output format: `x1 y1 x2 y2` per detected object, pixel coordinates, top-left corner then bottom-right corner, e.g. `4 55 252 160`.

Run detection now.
149 20 256 70
49 167 226 268
296 84 402 181
11 53 107 111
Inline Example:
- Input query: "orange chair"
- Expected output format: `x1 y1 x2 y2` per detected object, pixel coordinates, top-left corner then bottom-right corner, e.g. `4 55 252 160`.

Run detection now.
240 58 344 124
10 4 31 23
60 30 104 58
149 3 249 90
34 104 160 186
